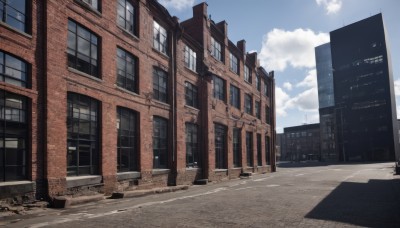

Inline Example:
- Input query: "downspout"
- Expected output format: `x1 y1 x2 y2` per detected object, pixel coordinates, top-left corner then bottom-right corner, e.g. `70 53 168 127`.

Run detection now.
171 18 178 185
271 72 276 172
41 0 48 200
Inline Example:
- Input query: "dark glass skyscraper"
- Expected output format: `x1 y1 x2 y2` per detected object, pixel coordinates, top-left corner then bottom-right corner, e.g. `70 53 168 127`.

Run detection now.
316 43 337 161
329 13 399 161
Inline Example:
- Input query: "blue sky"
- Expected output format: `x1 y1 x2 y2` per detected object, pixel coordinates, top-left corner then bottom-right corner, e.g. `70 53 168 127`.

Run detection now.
159 0 400 133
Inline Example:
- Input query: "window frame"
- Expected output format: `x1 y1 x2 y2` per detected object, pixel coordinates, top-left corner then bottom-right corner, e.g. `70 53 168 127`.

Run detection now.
0 0 30 33
185 122 199 168
152 67 168 103
0 90 28 182
264 80 269 96
211 37 222 61
153 20 168 55
184 45 197 72
213 75 225 102
67 19 100 78
185 81 198 109
244 93 252 115
117 0 136 35
256 74 261 91
0 51 29 88
232 128 241 168
230 84 240 109
153 116 168 169
257 133 262 166
214 123 227 169
116 47 138 93
117 107 138 172
246 131 253 167
244 65 251 83
255 100 261 119
67 92 100 176
229 52 238 74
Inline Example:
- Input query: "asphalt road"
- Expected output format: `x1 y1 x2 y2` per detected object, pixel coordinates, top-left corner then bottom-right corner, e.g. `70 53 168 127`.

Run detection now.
2 162 400 227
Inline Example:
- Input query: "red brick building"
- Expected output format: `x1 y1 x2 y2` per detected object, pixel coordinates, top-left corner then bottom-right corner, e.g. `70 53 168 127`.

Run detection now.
0 0 275 204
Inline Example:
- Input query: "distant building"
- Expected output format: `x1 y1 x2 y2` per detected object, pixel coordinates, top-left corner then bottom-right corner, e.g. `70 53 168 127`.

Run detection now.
283 124 320 162
315 13 399 162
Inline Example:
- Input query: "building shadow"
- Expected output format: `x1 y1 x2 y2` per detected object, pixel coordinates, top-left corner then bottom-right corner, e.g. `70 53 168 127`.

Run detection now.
305 179 400 227
277 161 337 168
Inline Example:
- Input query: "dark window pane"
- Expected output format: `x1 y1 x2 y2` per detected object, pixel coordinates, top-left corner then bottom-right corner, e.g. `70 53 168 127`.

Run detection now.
0 90 27 182
67 20 99 77
67 93 99 176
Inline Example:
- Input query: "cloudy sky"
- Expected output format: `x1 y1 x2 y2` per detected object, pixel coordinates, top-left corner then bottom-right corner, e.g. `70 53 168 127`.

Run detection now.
159 0 400 133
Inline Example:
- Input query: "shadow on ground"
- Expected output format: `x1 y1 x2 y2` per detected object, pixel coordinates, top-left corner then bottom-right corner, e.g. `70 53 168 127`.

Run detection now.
305 179 400 227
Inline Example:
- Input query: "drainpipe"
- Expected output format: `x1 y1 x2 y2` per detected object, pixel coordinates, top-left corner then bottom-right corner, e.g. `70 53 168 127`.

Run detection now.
171 18 178 186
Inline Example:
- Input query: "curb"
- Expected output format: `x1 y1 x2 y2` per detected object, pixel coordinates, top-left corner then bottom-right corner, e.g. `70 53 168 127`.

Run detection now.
111 185 189 199
53 194 105 208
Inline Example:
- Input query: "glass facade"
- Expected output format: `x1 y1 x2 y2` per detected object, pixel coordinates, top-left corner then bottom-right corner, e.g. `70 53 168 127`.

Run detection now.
315 43 334 109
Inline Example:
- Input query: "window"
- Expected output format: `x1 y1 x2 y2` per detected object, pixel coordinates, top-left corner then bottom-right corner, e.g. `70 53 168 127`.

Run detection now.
153 117 168 169
255 101 261 119
213 75 225 102
0 90 27 182
186 123 199 168
0 0 28 33
215 123 227 169
116 48 137 93
266 106 271 124
117 107 138 172
244 66 251 83
265 136 271 165
256 74 261 91
67 20 99 77
229 52 238 74
246 131 253 167
153 67 168 103
0 51 28 88
184 45 196 72
244 94 252 115
153 21 168 55
230 84 240 109
211 37 222 61
185 82 198 108
81 0 100 11
233 128 241 167
117 0 135 34
67 93 99 176
264 80 269 96
257 134 262 166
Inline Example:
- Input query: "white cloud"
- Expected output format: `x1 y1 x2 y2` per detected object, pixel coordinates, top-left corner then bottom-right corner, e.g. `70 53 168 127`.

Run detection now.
297 69 317 88
275 87 291 116
394 79 400 96
316 0 342 15
283 82 293 91
158 0 194 11
287 88 319 112
259 28 329 72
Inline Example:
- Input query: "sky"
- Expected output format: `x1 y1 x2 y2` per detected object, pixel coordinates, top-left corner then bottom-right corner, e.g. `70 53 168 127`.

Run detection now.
158 0 400 133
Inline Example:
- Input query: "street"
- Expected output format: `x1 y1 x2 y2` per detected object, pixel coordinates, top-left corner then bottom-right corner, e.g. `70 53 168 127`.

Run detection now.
2 162 400 227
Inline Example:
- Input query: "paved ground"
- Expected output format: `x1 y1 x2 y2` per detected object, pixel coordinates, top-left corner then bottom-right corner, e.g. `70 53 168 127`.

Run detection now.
1 162 400 227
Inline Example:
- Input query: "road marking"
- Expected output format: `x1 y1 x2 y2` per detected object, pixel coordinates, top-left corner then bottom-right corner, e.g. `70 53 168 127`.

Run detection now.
266 184 280 187
253 177 272 182
295 173 304 176
27 187 230 227
234 187 254 191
